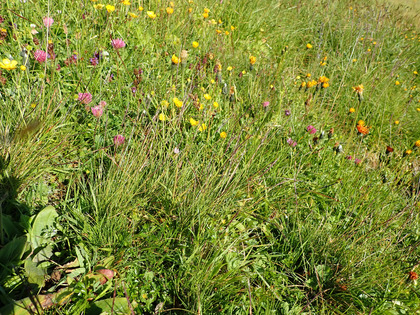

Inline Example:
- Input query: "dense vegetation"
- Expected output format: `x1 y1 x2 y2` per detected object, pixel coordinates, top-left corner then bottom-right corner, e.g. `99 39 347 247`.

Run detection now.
0 0 419 313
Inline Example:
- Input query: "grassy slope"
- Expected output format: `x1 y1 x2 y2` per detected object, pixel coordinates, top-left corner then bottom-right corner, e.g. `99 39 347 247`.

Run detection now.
0 0 419 313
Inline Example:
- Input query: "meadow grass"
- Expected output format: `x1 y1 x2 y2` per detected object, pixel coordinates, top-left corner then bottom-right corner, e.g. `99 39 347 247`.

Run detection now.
0 0 419 313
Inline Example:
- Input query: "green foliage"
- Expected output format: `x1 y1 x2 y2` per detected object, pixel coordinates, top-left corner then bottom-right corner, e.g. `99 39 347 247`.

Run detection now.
0 0 419 313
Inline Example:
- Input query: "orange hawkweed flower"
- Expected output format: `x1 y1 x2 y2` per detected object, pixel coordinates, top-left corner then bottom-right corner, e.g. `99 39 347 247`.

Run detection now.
357 124 369 135
409 271 418 280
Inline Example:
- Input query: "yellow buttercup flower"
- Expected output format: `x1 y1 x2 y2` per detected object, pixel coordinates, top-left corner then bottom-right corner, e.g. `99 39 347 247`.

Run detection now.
171 55 179 64
121 0 130 5
203 8 210 13
349 107 355 113
192 41 199 48
220 131 227 138
0 59 18 71
94 4 104 9
415 140 420 147
105 4 115 12
306 43 313 49
249 56 256 65
20 65 26 71
395 81 400 85
159 113 166 121
138 6 144 11
147 11 156 19
173 97 183 108
213 102 219 108
161 100 169 107
204 94 211 100
128 12 138 18
166 7 174 14
190 118 199 126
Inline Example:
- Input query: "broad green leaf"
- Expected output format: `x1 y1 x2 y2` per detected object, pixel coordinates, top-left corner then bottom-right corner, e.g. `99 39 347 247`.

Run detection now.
85 297 138 315
29 205 58 250
0 235 28 265
24 258 46 287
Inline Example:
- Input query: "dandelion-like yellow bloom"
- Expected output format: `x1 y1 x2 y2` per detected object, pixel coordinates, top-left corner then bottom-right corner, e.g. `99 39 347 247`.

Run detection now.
352 59 357 62
138 6 144 11
306 43 313 49
204 94 211 100
128 12 138 18
322 82 329 88
395 81 400 85
159 113 166 121
349 107 355 113
220 131 227 138
166 7 174 14
190 118 199 126
171 55 179 64
231 25 235 31
94 4 104 9
203 12 209 18
226 66 233 71
161 100 169 107
352 84 364 94
121 0 130 5
106 4 115 12
20 65 26 71
357 120 365 126
414 71 418 75
415 140 420 147
213 102 219 108
147 11 156 19
192 41 199 48
173 97 183 108
249 56 256 65
394 120 399 125
405 149 412 155
203 8 210 13
0 59 18 71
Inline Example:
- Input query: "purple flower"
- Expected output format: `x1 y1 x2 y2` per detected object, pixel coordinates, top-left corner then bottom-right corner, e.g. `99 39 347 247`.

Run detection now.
307 125 317 134
90 57 99 66
99 101 107 108
345 155 352 160
354 158 362 165
91 105 103 118
34 50 47 63
287 138 297 147
113 135 125 146
284 109 291 116
111 38 126 49
263 101 270 108
78 93 92 105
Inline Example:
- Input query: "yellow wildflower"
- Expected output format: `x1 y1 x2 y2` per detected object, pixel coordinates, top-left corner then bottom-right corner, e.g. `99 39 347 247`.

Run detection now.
138 6 144 11
349 107 355 113
204 94 211 100
203 8 210 13
306 43 313 49
199 123 207 131
106 4 115 12
415 140 420 147
94 4 104 9
147 11 156 19
20 65 26 71
249 56 256 65
203 12 209 18
192 41 199 48
190 118 199 126
173 97 183 108
395 81 400 85
121 0 130 5
159 113 166 121
213 102 219 108
128 12 138 18
161 100 169 107
166 7 174 14
220 131 227 139
171 55 179 64
0 59 18 71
